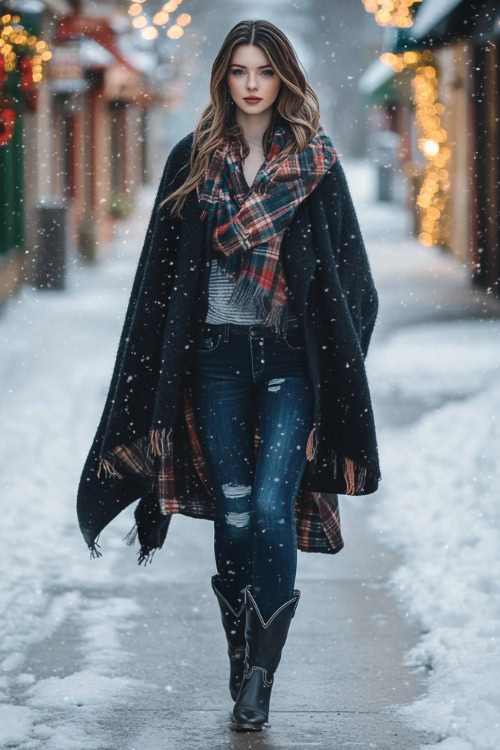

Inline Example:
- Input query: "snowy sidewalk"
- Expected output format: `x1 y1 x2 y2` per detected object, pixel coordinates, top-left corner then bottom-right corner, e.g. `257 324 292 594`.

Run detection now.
1 160 498 749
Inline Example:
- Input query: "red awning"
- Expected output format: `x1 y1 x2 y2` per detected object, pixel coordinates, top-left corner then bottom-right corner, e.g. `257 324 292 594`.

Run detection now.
55 14 137 74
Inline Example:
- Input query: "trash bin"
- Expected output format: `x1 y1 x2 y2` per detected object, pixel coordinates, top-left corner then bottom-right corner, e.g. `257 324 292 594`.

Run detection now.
34 198 69 290
372 130 400 202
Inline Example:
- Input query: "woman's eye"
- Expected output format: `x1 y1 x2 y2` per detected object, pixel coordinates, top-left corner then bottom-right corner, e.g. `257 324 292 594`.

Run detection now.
231 69 274 76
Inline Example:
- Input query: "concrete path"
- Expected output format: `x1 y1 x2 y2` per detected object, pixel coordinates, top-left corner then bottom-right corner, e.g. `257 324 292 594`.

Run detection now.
10 159 493 749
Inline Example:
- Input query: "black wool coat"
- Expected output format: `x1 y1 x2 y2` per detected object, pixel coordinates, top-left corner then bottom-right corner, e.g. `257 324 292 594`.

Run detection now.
76 131 382 564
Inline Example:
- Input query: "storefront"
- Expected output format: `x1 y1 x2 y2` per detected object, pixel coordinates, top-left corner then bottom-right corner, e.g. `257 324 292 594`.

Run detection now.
1 2 158 309
0 6 46 307
359 0 500 299
469 19 499 295
54 13 155 259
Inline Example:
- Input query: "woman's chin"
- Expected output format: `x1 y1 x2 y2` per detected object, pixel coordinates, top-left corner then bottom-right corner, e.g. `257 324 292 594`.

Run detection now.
236 101 270 115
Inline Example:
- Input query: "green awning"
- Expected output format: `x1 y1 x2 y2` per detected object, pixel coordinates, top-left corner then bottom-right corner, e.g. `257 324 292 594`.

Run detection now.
15 7 43 37
358 0 468 98
358 59 394 96
411 0 465 38
391 27 420 52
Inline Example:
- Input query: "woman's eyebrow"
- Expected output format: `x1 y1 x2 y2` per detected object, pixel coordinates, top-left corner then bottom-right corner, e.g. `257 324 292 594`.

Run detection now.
229 63 273 68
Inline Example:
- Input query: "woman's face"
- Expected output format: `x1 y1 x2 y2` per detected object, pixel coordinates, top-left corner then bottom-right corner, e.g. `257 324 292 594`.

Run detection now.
226 44 282 117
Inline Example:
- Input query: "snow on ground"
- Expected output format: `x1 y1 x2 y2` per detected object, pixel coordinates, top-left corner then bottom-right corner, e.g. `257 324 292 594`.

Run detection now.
0 191 157 748
366 318 500 750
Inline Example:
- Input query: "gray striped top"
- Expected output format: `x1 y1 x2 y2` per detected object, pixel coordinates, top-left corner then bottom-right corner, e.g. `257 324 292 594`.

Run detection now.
205 258 297 325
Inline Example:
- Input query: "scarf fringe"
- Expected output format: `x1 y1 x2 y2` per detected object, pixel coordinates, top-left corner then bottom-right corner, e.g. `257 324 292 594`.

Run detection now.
317 440 368 495
97 457 124 480
147 426 173 458
97 426 174 481
123 523 138 547
124 524 159 564
88 534 102 559
226 270 287 331
342 456 368 495
137 547 157 566
306 426 318 461
229 272 268 314
265 298 286 329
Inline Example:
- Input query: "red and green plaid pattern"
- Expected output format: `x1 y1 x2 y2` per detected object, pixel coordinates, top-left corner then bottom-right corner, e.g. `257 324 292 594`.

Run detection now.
106 381 344 555
196 123 337 331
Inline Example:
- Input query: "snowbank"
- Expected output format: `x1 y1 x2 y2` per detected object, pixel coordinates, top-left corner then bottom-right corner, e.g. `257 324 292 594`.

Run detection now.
367 319 500 749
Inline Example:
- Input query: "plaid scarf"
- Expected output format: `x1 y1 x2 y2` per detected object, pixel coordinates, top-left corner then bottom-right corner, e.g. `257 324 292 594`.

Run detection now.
197 122 337 331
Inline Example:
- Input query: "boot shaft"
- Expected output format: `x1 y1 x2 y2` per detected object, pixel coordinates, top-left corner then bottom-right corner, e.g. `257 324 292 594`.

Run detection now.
244 586 301 673
231 584 301 730
211 574 246 646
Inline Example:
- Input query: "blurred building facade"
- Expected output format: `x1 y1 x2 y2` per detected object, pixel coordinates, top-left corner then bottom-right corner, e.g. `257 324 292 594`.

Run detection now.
359 0 499 300
0 0 160 310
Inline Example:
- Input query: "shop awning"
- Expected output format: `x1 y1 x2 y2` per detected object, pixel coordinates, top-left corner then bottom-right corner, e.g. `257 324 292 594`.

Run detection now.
358 26 400 98
358 59 395 96
55 14 137 73
410 0 465 39
358 0 467 97
79 39 114 69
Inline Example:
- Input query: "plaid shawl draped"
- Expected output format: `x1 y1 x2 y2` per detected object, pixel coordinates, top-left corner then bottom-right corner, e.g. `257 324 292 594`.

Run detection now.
196 123 337 331
77 129 381 568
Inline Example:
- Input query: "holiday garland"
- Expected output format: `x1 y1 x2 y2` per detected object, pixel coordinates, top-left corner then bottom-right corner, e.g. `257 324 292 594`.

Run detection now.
127 0 191 41
0 12 51 144
381 50 451 247
361 0 423 28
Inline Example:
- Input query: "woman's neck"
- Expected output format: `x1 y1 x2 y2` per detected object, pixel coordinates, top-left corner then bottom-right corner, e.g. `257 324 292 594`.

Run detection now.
235 109 272 148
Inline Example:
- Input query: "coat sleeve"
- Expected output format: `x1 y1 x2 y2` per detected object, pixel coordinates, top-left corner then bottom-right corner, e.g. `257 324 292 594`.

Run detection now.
329 160 379 359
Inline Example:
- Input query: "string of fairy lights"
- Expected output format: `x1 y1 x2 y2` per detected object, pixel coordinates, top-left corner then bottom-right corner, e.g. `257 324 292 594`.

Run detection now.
361 0 423 28
0 12 52 82
0 2 190 147
381 50 450 247
127 0 191 41
360 1 450 247
0 12 52 144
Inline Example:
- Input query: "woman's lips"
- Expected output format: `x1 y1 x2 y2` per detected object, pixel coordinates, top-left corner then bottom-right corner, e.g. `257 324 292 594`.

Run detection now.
244 97 262 104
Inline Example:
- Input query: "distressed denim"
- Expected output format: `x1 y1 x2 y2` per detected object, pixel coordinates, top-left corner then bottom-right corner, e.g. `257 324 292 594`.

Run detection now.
190 318 313 621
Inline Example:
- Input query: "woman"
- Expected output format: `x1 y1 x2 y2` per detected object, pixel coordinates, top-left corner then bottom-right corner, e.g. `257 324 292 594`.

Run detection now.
77 19 381 733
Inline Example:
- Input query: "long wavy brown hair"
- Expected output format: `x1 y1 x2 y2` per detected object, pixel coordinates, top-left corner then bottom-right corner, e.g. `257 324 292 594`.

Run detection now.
159 19 321 217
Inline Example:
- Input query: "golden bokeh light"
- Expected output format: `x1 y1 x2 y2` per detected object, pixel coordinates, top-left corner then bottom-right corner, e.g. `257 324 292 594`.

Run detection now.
167 24 184 39
127 0 190 42
128 4 143 16
362 0 423 27
176 13 191 26
141 26 158 39
132 15 148 28
153 11 169 26
1 15 51 84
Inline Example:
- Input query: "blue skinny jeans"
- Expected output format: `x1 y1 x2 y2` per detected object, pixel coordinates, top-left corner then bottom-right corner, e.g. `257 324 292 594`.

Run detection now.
190 318 313 622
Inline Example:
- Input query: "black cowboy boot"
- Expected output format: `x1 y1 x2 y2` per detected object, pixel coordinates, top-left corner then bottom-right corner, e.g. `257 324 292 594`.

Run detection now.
211 574 247 701
231 584 301 731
